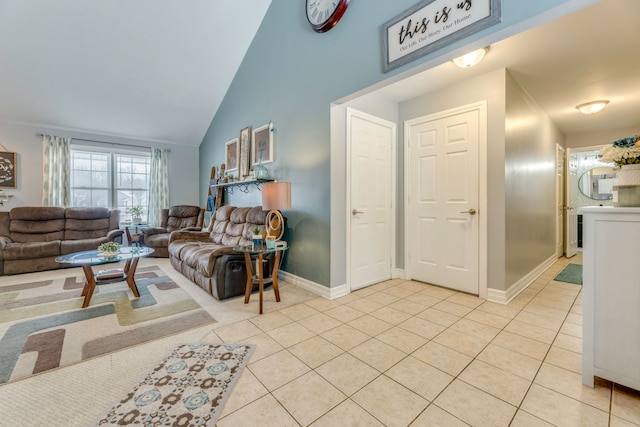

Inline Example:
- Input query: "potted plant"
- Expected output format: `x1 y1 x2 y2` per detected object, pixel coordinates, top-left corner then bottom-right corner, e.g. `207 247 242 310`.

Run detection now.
252 226 263 247
128 206 144 224
98 241 122 258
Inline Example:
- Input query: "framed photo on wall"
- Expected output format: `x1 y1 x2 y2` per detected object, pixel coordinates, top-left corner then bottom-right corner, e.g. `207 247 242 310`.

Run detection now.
239 126 251 179
252 123 273 165
225 138 239 173
0 151 17 188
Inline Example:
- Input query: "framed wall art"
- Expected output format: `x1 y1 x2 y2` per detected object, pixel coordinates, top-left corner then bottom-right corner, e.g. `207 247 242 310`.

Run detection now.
239 126 251 179
225 138 239 173
0 151 17 188
252 123 273 165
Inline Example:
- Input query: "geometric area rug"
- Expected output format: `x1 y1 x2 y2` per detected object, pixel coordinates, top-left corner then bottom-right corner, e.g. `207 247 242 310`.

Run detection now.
553 263 583 285
94 343 255 426
0 265 216 385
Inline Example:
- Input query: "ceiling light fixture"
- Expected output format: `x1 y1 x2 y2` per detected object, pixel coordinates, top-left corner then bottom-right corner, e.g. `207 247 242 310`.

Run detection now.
452 47 490 68
576 100 609 115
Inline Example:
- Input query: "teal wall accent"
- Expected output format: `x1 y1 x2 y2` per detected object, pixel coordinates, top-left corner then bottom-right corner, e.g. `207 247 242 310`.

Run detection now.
199 0 595 288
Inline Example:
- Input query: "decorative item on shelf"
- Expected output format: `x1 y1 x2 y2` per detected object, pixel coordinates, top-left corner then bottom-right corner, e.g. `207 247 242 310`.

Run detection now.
265 236 276 250
127 206 144 224
600 135 640 207
254 158 269 179
262 181 291 240
0 188 12 206
252 227 263 248
97 241 122 259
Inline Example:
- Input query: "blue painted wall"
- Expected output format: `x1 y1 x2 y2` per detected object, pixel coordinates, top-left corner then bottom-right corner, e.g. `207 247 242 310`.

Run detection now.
199 0 594 288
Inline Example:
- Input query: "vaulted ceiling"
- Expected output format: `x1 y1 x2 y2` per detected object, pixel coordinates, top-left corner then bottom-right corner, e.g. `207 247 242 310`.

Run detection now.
0 0 271 146
0 0 637 149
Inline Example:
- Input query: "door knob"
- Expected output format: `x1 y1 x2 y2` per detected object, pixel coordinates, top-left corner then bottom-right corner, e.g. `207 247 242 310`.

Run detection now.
460 209 477 215
352 209 364 215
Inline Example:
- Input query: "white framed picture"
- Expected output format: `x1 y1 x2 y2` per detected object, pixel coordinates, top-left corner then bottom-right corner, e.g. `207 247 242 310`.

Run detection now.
225 138 239 172
251 123 273 165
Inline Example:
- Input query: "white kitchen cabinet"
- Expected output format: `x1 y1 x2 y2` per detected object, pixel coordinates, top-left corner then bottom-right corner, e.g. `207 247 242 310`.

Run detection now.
581 206 640 391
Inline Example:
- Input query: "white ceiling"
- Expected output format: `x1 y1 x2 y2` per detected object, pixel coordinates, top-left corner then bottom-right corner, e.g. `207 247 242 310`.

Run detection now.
377 0 640 136
0 0 271 146
0 0 637 148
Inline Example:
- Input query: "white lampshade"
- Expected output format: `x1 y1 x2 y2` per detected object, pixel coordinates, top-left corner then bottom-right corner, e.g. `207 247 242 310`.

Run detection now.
262 181 291 240
262 181 291 211
576 100 609 115
452 47 490 68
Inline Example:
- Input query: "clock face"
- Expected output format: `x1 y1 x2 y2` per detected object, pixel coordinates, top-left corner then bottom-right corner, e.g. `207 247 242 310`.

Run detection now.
306 0 350 33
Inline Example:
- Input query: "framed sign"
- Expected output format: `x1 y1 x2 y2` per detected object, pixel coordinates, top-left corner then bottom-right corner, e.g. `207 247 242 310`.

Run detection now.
382 0 501 72
0 151 17 188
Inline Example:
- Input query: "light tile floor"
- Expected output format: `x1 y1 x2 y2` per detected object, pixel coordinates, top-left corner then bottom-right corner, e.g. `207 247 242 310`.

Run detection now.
1 255 640 426
208 255 640 426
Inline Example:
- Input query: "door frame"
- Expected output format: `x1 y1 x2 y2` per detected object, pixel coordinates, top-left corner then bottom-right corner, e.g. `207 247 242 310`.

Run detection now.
345 107 397 292
403 101 488 299
565 144 610 257
556 143 566 258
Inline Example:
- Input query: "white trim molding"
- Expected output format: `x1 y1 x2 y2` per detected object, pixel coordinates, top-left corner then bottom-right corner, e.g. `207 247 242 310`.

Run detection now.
487 254 557 304
279 270 349 300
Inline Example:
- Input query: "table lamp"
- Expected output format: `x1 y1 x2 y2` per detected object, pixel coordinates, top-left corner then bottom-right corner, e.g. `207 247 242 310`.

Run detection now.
262 181 291 240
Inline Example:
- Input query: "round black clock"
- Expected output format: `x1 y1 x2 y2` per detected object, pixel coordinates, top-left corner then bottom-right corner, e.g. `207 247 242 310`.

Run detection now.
306 0 350 33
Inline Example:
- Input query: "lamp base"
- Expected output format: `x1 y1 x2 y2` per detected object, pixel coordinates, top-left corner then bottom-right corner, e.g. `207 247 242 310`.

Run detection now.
265 210 285 240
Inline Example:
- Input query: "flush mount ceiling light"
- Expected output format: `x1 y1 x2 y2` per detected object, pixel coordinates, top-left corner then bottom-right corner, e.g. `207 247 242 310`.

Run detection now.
452 47 490 68
576 100 609 114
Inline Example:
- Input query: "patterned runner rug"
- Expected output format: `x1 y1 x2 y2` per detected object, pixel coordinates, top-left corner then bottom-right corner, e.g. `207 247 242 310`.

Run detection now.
0 265 216 384
94 343 254 426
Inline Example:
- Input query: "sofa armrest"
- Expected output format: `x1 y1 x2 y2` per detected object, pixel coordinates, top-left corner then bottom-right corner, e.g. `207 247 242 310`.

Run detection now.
168 230 212 244
106 229 124 242
0 236 12 249
141 227 167 238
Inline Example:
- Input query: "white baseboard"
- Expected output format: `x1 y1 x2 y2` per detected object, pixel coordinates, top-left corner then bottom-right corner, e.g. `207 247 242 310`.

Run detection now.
392 268 406 279
487 254 557 304
278 270 348 300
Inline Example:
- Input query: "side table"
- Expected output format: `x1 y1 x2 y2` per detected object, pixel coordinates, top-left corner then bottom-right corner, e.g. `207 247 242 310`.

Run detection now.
234 245 288 314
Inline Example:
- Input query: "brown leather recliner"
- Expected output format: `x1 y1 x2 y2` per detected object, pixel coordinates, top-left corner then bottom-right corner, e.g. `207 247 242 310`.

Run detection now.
140 205 204 257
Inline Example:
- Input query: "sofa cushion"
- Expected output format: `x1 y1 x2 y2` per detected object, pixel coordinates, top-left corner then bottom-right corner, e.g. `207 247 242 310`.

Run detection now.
210 206 236 244
220 207 250 247
64 207 111 240
166 205 203 232
2 240 61 260
9 207 65 242
242 206 269 244
60 237 109 254
178 242 227 277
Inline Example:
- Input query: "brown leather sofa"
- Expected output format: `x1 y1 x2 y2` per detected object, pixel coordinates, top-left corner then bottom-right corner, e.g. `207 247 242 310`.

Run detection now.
0 207 123 275
168 206 273 300
139 205 205 257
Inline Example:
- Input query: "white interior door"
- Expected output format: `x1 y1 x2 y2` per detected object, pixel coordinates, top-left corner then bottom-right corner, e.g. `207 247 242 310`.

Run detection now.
565 149 578 257
407 105 480 295
348 108 395 291
556 144 565 257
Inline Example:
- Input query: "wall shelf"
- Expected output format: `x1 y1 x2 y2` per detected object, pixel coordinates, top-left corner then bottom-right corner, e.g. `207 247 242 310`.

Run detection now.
209 178 273 195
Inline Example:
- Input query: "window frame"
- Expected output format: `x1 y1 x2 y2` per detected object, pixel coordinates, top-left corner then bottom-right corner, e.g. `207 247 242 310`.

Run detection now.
70 144 151 222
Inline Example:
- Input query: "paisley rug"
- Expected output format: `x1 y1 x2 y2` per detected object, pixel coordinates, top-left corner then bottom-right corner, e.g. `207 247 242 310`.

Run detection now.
0 265 216 384
94 343 254 426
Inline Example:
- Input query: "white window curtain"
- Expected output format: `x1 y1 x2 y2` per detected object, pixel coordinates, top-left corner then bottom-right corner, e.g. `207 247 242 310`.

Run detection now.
42 135 71 206
148 148 170 226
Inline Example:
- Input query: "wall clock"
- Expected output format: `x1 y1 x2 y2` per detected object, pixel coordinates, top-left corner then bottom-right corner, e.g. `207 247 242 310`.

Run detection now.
306 0 350 33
